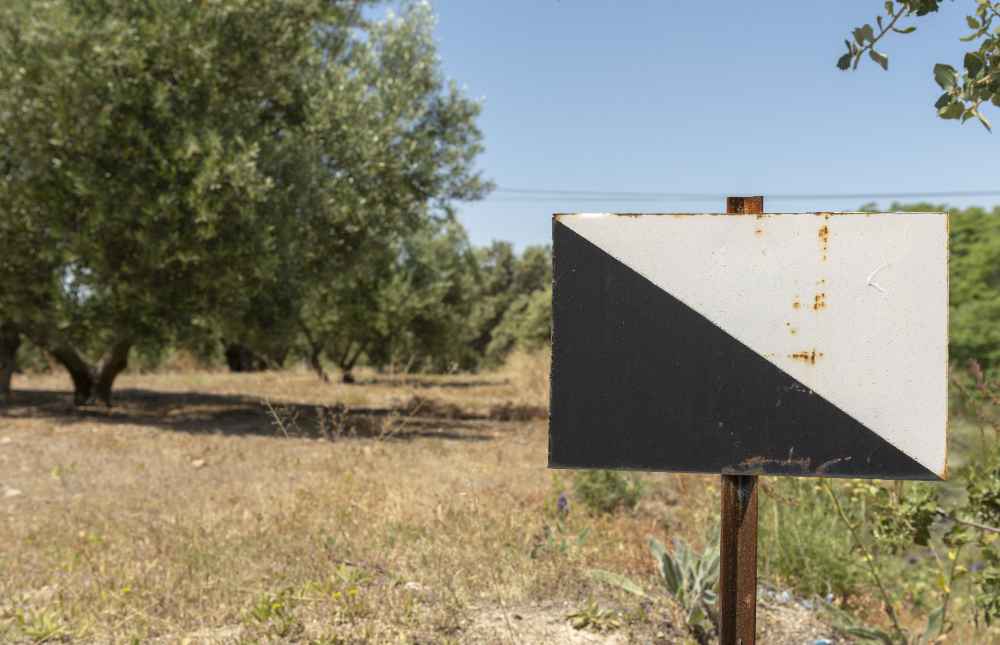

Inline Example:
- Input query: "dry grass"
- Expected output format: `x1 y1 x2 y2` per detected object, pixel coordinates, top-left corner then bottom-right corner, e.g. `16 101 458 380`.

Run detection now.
0 357 835 643
497 348 550 411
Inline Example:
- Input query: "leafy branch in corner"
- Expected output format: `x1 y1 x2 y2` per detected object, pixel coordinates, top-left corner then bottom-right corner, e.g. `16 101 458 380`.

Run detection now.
836 1 915 73
838 0 1000 130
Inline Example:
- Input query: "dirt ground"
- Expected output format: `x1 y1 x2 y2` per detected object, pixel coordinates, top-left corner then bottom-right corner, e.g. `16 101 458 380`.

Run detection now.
1 367 842 643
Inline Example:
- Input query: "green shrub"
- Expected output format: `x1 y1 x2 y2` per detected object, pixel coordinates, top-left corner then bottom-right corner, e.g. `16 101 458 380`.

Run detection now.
572 470 643 515
949 207 1000 369
759 478 866 602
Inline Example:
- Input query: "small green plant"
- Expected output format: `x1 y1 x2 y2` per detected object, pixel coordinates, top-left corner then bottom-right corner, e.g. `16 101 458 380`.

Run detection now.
572 469 643 515
566 600 622 632
245 588 304 639
650 535 719 640
14 608 69 643
529 517 590 558
591 534 719 643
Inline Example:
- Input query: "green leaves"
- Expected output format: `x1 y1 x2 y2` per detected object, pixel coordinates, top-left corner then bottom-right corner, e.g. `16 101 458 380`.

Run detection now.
588 569 647 598
937 100 965 119
838 2 912 74
871 484 939 552
870 49 889 70
854 24 876 45
837 1 999 131
933 63 958 90
964 51 985 78
648 535 720 636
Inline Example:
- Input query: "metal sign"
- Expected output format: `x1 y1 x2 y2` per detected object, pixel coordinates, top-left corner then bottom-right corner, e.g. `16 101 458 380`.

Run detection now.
549 211 948 480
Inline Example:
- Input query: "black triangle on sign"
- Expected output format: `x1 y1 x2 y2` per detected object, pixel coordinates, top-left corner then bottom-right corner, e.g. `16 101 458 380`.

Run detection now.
549 218 940 480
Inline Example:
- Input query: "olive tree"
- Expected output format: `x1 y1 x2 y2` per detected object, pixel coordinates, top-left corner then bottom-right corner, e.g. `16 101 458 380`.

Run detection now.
0 1 489 403
1 0 360 402
292 3 491 380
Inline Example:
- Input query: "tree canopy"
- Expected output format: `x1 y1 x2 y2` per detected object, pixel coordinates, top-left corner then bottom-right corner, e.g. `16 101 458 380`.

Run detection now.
0 0 490 402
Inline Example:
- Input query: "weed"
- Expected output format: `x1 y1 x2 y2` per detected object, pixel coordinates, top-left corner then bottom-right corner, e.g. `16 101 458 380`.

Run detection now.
573 469 643 515
591 533 719 643
245 588 304 640
263 398 302 438
759 477 866 602
566 600 622 632
529 516 590 559
649 535 719 641
14 608 69 643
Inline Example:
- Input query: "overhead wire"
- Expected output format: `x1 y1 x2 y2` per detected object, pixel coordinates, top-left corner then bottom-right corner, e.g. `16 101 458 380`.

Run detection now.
486 187 1000 203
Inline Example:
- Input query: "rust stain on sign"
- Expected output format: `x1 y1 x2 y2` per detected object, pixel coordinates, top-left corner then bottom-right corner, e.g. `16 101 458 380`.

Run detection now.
790 350 824 364
735 452 812 474
792 297 801 310
818 224 830 260
812 293 827 311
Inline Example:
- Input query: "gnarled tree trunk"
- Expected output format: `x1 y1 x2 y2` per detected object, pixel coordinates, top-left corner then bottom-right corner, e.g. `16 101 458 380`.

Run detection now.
46 340 132 407
94 340 131 407
337 343 366 384
48 344 95 406
298 319 329 382
0 323 20 404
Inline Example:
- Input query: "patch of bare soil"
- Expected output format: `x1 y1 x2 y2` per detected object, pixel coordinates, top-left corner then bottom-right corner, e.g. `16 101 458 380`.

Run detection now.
465 603 629 644
759 600 843 644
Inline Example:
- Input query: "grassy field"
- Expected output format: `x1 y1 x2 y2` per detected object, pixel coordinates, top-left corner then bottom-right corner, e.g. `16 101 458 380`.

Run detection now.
3 357 845 643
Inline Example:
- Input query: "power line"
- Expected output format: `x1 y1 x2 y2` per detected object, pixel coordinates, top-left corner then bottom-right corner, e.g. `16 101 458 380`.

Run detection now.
489 187 1000 202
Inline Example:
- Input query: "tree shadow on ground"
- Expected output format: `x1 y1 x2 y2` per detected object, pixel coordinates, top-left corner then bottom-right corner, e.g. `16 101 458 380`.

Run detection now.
352 375 510 389
0 388 544 442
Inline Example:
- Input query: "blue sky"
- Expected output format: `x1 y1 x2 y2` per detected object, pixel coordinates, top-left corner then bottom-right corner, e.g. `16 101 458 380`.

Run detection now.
421 1 999 249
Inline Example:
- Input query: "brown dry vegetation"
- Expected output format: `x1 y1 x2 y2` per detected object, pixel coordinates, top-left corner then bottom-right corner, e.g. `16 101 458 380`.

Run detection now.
1 353 836 643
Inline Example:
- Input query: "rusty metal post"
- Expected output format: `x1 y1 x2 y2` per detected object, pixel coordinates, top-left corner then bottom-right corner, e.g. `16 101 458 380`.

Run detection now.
719 474 758 644
719 196 763 645
725 195 764 215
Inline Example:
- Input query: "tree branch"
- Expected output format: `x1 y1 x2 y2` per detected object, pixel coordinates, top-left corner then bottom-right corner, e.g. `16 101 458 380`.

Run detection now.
852 6 909 71
822 481 905 639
